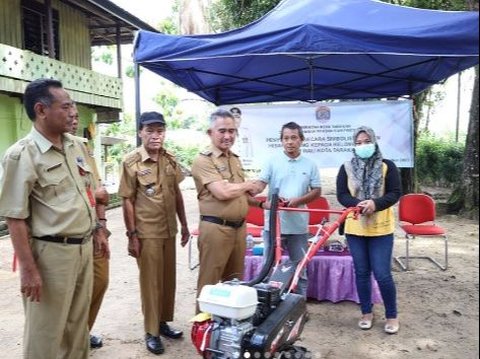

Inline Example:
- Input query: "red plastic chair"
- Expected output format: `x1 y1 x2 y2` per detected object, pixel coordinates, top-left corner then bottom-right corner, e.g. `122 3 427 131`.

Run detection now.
394 193 448 271
245 195 266 237
307 196 330 235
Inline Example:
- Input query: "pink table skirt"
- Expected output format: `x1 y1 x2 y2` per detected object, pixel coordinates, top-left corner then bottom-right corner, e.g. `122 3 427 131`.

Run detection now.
243 253 383 304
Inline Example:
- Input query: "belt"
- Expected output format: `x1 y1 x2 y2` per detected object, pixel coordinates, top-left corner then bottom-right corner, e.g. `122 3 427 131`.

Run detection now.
35 236 87 245
200 215 245 229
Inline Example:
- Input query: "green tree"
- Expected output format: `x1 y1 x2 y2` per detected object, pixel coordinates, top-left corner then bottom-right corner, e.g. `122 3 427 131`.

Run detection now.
209 0 279 31
416 133 465 186
386 0 469 10
153 87 180 126
158 17 179 35
92 46 114 65
103 113 136 165
448 65 479 219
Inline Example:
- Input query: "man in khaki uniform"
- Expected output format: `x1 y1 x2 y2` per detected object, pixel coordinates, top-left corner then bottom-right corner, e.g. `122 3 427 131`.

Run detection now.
69 104 110 349
191 109 261 312
118 111 190 356
0 78 108 359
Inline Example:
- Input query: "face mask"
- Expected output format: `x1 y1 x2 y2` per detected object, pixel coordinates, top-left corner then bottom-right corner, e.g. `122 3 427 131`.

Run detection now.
354 143 376 159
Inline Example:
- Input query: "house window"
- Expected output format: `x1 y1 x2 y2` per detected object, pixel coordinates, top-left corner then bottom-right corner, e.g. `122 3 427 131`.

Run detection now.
21 0 60 59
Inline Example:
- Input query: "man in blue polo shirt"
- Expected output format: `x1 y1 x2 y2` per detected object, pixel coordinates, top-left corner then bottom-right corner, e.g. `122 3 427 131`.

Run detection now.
254 121 321 297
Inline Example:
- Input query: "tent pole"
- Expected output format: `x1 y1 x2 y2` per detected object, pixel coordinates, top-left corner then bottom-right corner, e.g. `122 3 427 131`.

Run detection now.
134 62 141 147
308 58 314 102
455 72 461 142
116 25 122 79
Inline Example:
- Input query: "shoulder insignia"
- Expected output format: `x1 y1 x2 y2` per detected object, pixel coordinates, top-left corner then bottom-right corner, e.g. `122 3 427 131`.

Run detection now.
164 151 179 168
165 149 175 158
164 150 178 161
70 133 88 144
73 135 92 154
124 152 141 167
200 149 213 156
65 133 88 144
7 138 30 160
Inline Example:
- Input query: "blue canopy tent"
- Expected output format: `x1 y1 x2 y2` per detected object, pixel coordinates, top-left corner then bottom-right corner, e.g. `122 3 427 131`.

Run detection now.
133 0 479 106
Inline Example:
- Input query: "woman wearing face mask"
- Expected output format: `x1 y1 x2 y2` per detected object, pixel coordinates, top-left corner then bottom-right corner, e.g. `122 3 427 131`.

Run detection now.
336 126 402 334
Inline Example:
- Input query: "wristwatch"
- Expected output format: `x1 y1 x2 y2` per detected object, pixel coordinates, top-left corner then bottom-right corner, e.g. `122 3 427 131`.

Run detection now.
126 229 138 239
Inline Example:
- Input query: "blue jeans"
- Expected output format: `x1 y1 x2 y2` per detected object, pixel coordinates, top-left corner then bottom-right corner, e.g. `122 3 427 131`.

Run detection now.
346 234 397 319
263 231 309 297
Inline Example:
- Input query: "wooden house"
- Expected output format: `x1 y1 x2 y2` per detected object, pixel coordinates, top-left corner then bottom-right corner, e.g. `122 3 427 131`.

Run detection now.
0 0 157 157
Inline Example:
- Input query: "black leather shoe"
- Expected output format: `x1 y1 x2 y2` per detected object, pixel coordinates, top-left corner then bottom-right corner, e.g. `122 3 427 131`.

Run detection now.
159 322 183 339
145 333 164 355
90 334 103 349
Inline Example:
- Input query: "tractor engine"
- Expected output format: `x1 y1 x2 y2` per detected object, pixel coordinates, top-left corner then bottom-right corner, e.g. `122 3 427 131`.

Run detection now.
192 282 257 359
192 318 255 359
192 281 306 359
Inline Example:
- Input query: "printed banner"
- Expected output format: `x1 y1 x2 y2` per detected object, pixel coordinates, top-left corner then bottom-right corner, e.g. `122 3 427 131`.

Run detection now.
226 100 413 169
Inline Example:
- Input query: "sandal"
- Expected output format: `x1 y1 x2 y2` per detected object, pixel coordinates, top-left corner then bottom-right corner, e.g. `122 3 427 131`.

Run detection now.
384 319 399 334
358 313 374 330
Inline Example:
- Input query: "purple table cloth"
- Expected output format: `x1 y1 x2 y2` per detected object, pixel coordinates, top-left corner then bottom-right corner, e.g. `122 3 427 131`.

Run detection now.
243 253 383 304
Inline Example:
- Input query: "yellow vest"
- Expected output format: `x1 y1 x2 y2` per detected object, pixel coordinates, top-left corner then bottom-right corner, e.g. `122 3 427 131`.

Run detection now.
344 162 395 236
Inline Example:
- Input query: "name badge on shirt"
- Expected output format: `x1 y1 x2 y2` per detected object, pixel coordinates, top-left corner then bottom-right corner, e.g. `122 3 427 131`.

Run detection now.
76 156 85 167
76 157 87 176
138 168 152 176
46 162 62 172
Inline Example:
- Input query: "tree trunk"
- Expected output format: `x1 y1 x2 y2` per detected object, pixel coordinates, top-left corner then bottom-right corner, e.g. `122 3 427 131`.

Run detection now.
180 0 210 34
448 65 479 219
400 167 415 194
425 90 432 132
400 94 424 194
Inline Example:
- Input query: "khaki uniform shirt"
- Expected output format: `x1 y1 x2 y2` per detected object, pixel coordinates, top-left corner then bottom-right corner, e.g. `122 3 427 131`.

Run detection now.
118 146 184 238
0 128 96 237
191 145 248 220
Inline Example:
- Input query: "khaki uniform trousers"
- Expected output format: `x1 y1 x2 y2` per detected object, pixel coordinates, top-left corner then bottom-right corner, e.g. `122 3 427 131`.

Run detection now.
196 221 247 313
88 254 109 329
24 239 93 359
136 237 176 336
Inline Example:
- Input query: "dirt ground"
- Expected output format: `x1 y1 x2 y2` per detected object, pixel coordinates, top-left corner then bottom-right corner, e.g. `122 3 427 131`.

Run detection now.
0 174 478 359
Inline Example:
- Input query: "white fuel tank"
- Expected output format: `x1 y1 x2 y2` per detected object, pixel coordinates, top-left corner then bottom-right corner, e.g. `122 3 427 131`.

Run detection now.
198 282 258 320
